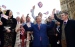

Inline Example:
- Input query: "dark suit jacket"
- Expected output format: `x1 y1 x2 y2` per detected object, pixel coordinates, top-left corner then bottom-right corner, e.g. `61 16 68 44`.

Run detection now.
24 22 34 31
24 22 54 46
54 14 75 47
46 21 56 36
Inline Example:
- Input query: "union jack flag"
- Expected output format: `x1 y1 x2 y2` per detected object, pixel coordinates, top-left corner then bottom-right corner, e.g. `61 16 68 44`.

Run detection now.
2 5 6 9
17 12 20 15
38 2 43 8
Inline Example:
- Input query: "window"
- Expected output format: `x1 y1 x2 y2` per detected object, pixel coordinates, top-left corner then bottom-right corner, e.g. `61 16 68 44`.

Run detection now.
69 1 75 8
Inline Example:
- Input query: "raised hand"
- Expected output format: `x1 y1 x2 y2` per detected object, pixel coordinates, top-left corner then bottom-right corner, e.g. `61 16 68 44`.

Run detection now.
30 5 35 12
50 9 56 19
33 5 35 10
52 9 56 15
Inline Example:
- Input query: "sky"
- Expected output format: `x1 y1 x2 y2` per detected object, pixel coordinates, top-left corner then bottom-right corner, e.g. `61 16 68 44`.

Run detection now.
0 0 61 21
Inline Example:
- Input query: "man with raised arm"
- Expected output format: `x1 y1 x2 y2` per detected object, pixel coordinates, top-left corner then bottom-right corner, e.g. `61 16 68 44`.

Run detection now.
52 9 75 47
31 6 46 24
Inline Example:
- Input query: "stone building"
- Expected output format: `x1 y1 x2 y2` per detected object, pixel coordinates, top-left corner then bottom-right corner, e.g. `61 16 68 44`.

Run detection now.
60 0 75 19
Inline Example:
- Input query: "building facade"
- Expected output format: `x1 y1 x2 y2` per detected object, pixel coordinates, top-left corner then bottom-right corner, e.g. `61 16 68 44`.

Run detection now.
60 0 75 19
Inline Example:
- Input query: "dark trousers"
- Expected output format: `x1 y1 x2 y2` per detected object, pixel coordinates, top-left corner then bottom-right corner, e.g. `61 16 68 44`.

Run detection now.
29 40 33 47
12 32 16 47
49 35 57 47
33 41 48 47
0 38 4 47
57 44 62 47
33 45 48 47
0 34 4 47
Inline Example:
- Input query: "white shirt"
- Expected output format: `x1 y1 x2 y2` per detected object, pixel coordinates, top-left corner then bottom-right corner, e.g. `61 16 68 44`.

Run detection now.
63 19 68 24
26 22 31 27
64 19 68 22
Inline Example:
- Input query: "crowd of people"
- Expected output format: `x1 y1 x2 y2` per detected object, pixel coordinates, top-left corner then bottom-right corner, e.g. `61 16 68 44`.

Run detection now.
0 5 75 47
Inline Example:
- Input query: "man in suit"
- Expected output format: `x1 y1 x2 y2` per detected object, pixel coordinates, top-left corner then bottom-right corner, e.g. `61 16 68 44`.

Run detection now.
26 14 33 47
24 16 54 47
52 9 75 47
46 16 57 47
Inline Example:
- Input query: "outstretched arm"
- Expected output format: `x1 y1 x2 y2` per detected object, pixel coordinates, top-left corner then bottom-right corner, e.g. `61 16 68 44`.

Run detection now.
31 6 36 19
52 9 63 23
54 14 63 22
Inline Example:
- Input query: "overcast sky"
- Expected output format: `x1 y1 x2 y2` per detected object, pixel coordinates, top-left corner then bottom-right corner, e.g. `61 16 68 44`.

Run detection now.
0 0 61 21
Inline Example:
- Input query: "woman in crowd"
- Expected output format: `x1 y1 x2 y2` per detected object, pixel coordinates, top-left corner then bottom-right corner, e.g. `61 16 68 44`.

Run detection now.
20 16 27 47
21 15 26 26
14 17 21 47
4 10 17 47
26 15 34 47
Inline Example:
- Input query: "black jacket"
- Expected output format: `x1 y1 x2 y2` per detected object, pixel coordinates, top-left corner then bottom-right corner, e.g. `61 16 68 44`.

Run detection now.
0 17 7 34
47 21 56 36
54 14 75 47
